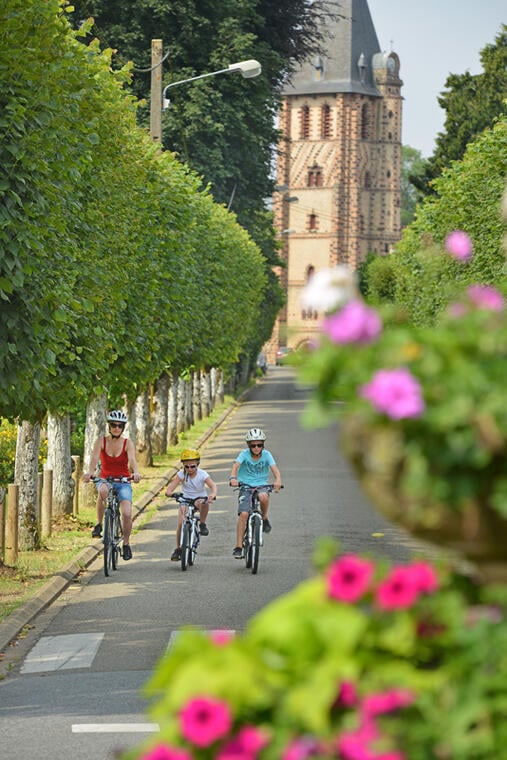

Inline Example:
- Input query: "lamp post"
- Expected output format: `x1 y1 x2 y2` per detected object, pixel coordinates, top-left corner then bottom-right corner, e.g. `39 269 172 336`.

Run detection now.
162 59 262 110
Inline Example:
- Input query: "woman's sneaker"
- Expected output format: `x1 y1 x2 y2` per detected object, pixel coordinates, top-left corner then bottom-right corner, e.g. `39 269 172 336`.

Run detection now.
262 519 272 533
122 544 132 561
91 523 102 538
171 548 182 561
233 547 243 559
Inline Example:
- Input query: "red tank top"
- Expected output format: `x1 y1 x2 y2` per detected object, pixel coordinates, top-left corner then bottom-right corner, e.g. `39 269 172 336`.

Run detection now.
100 437 130 478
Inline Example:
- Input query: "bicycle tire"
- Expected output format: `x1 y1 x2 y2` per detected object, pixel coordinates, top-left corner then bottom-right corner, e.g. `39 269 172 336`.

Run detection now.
181 522 190 571
251 516 261 575
188 523 197 566
244 523 252 568
103 510 113 577
111 510 121 570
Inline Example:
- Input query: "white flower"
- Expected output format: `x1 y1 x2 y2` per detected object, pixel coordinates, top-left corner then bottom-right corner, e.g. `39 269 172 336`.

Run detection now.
301 265 358 313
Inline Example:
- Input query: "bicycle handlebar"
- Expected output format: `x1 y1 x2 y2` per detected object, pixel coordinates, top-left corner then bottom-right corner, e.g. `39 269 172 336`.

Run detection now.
91 476 133 483
169 493 216 504
234 483 284 491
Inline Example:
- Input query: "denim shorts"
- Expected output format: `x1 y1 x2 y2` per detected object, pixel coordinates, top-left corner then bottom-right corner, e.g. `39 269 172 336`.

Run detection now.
97 479 132 502
237 485 268 515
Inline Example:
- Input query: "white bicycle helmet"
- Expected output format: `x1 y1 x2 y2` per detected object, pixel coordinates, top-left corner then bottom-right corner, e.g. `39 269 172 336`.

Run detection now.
107 409 127 424
245 427 266 442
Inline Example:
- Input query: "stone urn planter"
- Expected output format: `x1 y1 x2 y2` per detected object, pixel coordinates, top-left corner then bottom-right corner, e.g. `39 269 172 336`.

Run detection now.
340 414 507 581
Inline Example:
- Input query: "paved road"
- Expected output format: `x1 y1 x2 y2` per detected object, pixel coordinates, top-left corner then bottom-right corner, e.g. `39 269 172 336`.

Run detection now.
0 368 437 760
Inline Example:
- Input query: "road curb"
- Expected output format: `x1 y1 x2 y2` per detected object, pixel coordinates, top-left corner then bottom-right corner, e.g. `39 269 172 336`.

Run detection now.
0 387 252 654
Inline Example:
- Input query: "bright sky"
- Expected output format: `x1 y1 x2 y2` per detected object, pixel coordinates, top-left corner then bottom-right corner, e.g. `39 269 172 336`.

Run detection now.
368 0 506 157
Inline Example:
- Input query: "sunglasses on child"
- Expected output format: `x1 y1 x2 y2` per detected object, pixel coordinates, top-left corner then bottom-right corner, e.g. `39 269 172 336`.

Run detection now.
109 423 125 429
183 463 198 469
249 442 264 449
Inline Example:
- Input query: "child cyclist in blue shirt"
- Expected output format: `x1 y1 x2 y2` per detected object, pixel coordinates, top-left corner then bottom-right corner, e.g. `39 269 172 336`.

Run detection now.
229 427 282 558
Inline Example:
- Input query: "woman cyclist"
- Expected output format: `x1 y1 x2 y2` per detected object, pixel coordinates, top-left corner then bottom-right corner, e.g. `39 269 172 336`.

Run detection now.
229 428 282 559
83 409 141 561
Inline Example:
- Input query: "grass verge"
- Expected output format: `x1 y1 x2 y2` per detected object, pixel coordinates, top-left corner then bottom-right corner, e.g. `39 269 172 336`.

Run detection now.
0 393 240 625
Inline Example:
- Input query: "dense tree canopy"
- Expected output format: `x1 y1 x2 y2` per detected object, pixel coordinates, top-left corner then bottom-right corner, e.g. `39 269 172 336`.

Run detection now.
412 25 507 196
0 0 267 421
366 114 507 326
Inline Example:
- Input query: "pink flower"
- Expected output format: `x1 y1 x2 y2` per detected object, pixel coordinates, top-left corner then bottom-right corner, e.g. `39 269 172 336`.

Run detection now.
327 555 375 603
140 745 192 760
217 725 269 759
180 696 233 748
210 629 236 646
336 722 378 760
282 736 324 760
322 301 382 344
375 566 420 610
409 562 439 593
335 680 359 708
467 284 505 312
360 368 425 420
445 230 473 261
361 688 416 718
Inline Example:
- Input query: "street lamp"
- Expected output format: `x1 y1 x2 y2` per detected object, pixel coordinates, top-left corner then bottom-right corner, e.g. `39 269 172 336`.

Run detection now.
162 59 262 110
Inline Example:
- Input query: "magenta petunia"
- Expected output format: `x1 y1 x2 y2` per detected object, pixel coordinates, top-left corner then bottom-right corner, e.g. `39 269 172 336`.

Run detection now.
336 680 359 708
467 284 505 312
336 722 378 760
217 725 270 759
140 745 192 760
327 555 375 603
409 562 439 594
179 696 233 748
322 300 382 344
445 230 473 261
361 688 416 718
375 566 421 610
360 368 425 420
282 736 324 760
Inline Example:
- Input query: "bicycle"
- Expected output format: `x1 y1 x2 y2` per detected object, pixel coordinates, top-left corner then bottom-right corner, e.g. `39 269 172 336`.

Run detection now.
169 493 203 571
236 484 281 575
92 476 131 577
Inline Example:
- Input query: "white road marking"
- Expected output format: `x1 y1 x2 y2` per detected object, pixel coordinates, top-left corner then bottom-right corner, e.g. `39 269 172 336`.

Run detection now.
21 633 104 673
72 723 159 733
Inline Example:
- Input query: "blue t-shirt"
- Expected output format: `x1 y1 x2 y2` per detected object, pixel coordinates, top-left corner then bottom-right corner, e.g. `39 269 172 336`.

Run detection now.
236 448 276 486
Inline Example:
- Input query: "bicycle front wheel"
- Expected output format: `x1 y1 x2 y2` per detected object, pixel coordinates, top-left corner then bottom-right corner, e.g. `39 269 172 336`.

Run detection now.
111 511 122 570
251 517 262 575
103 511 113 577
188 524 197 566
181 522 190 571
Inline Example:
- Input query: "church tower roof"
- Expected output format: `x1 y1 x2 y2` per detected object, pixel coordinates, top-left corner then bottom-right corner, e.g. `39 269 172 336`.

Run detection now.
283 0 382 97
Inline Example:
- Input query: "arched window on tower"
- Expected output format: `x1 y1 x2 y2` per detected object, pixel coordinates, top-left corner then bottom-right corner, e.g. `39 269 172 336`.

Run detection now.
364 171 371 189
302 266 318 320
308 212 318 232
321 104 331 139
361 103 371 139
300 105 310 139
307 164 322 187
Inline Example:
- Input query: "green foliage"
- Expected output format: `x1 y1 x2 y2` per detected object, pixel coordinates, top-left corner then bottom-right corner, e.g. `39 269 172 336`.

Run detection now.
1 0 271 420
413 24 507 195
383 114 507 326
0 420 48 487
126 552 507 759
401 145 426 227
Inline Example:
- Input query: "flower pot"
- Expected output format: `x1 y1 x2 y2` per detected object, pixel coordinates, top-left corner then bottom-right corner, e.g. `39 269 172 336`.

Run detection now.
340 414 507 582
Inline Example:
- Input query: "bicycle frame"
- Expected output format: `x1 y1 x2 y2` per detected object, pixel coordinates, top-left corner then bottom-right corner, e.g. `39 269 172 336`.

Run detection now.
238 484 274 575
93 476 130 577
170 494 202 571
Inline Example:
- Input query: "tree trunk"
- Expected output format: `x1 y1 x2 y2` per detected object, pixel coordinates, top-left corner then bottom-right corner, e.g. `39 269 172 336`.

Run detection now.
152 373 169 455
210 367 218 410
216 368 225 405
82 394 107 508
185 376 193 429
201 369 211 418
47 411 73 516
192 371 202 423
15 420 41 550
176 376 186 434
168 372 178 446
135 387 153 466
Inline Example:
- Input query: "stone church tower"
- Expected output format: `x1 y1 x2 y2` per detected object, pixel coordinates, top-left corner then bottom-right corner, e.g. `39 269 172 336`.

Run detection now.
270 0 403 357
